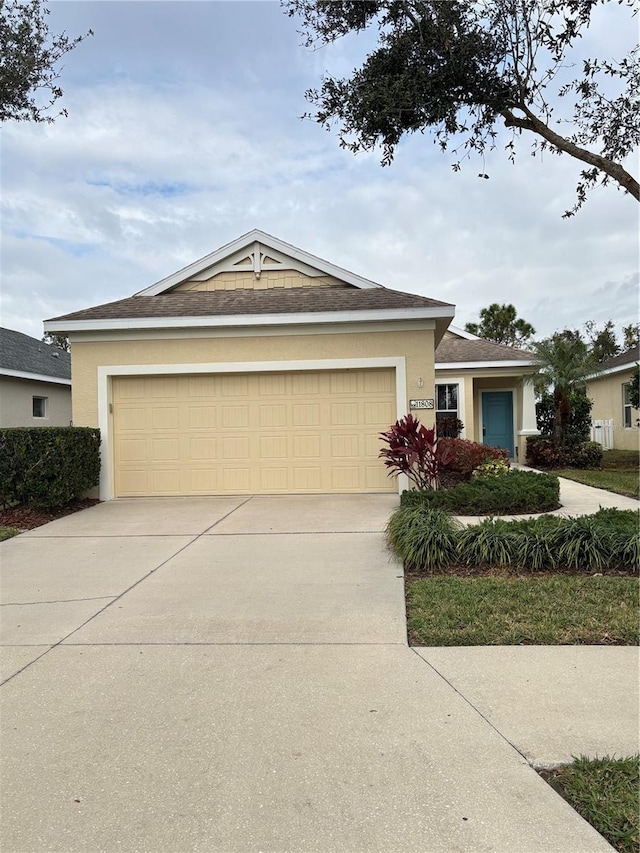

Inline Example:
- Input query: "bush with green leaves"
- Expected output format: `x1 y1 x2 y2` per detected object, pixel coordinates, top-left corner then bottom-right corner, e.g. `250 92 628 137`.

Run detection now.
0 427 100 508
526 436 603 469
401 470 560 515
536 391 592 446
386 507 639 573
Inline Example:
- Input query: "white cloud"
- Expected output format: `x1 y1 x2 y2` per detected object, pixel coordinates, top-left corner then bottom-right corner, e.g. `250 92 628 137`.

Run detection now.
1 0 638 345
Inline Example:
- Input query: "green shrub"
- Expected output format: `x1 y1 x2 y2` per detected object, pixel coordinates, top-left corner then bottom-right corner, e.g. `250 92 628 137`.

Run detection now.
526 437 566 468
386 506 460 571
567 440 603 469
439 438 509 479
401 470 560 515
526 436 603 469
0 427 100 508
536 392 592 445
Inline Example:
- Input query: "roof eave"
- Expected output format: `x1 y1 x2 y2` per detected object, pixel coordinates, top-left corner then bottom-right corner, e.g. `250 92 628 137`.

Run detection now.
435 360 536 370
45 305 455 334
0 367 72 385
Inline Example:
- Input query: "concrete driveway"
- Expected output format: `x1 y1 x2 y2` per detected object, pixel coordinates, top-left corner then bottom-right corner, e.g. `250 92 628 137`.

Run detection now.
1 494 635 852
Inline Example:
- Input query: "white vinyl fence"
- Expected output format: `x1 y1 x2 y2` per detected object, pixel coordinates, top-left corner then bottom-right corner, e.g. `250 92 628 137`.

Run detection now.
590 419 614 450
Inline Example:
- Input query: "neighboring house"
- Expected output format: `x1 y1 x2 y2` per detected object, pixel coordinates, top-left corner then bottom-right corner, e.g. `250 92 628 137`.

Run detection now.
435 327 538 460
44 230 534 500
586 345 640 451
0 328 72 428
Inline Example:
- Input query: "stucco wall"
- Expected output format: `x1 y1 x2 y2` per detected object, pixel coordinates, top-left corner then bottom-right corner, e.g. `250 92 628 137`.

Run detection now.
588 368 640 451
70 325 436 430
0 376 72 427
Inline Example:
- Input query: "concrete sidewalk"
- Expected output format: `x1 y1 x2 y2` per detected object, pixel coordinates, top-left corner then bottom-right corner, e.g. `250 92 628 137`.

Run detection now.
1 490 637 852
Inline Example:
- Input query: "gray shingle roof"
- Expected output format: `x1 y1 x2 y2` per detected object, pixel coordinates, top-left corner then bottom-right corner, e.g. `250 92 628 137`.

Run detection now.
0 328 71 380
47 287 454 324
602 344 639 370
436 337 533 364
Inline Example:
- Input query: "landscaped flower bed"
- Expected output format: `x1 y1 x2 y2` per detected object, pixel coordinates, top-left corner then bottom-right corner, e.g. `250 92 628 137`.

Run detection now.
387 507 640 574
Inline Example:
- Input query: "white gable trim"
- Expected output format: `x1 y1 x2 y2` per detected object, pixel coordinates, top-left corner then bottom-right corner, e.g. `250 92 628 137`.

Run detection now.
137 229 385 295
587 361 638 380
446 325 480 340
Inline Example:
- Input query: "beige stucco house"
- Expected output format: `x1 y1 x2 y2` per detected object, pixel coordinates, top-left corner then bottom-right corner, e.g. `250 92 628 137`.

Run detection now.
0 328 72 428
586 345 640 451
435 327 538 459
45 230 537 499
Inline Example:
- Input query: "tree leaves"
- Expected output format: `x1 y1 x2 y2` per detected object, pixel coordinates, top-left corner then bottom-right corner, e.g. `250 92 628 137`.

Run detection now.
285 0 639 213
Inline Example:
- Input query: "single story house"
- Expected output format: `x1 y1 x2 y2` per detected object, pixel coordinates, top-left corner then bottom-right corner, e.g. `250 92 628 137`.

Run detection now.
44 230 537 499
0 327 72 427
586 345 639 451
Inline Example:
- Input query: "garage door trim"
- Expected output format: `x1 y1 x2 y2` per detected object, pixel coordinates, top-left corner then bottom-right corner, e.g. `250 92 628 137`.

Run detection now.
98 357 407 500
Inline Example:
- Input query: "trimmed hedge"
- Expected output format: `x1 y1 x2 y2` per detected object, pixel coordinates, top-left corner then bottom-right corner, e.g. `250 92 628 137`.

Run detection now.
400 469 560 515
0 427 100 508
387 507 640 573
526 436 603 469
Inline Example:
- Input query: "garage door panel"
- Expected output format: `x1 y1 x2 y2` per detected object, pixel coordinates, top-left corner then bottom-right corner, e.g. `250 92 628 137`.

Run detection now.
260 467 289 491
188 406 217 429
113 369 396 496
259 404 287 427
259 436 288 459
189 468 218 493
222 468 251 492
222 406 249 428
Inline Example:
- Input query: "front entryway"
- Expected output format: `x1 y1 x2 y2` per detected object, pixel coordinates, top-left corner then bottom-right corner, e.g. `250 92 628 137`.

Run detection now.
481 391 514 457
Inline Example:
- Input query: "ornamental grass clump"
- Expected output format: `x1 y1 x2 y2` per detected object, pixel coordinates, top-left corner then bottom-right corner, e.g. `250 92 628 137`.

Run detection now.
456 519 518 567
386 506 460 572
552 516 615 571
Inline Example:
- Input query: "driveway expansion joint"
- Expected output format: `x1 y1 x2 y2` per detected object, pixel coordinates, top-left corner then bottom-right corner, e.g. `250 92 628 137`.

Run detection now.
411 647 532 766
1 596 116 607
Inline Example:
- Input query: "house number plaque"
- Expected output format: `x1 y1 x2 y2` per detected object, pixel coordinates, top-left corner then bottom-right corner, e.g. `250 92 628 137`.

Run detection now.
409 399 434 410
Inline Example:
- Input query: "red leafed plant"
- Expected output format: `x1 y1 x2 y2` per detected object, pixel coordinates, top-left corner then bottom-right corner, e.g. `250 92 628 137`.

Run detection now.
379 414 453 491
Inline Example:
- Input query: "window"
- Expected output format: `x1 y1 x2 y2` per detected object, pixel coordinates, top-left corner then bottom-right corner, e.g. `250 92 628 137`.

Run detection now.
436 383 460 437
623 383 632 428
32 396 47 418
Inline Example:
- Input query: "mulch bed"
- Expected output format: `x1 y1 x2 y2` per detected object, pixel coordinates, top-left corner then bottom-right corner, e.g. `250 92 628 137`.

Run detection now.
0 499 101 531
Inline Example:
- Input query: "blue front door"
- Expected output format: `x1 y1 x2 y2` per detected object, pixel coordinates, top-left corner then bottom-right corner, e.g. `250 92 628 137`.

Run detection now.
482 391 514 457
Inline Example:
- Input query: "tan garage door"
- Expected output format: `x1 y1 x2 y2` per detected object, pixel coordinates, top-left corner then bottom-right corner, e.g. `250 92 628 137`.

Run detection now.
112 369 397 496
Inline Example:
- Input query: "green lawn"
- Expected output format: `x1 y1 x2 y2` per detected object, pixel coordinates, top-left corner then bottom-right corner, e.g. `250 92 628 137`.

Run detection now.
540 756 639 853
0 527 19 541
555 450 639 500
406 575 639 646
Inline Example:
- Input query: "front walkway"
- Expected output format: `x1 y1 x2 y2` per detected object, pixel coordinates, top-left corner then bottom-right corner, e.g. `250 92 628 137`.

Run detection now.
0 492 636 852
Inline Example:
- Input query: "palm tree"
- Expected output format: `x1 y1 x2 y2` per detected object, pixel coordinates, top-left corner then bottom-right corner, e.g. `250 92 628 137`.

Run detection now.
528 332 600 447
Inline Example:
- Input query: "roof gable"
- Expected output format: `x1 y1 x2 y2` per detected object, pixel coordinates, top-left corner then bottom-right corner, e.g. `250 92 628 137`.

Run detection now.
137 229 384 296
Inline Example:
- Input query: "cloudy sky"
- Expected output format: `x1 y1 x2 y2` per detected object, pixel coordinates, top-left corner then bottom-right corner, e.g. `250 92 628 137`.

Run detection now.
1 0 638 344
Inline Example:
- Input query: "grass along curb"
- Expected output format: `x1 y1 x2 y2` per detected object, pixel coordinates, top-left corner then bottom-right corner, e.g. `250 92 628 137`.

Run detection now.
539 756 639 853
405 574 639 646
